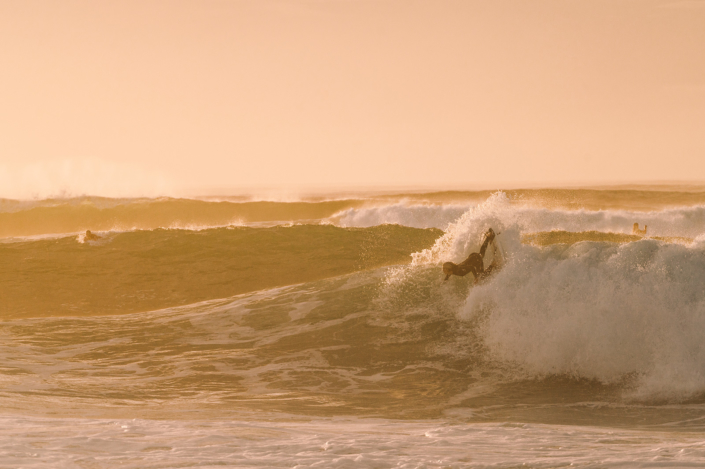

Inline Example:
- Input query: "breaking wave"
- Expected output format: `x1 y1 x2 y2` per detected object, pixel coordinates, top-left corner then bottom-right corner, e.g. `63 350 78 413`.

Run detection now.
401 193 705 401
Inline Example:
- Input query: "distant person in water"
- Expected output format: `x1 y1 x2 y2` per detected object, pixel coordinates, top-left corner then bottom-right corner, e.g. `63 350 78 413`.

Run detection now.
443 228 501 283
632 223 647 236
84 230 101 241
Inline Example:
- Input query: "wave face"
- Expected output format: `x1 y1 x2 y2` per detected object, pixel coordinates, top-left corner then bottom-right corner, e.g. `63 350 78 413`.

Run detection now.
4 187 705 466
0 224 441 317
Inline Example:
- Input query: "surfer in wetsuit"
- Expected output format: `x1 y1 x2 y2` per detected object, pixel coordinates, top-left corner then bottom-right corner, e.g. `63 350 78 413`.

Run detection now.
84 230 101 241
443 228 500 283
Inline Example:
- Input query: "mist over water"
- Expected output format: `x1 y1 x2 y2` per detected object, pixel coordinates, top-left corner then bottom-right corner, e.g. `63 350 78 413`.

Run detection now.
3 187 705 467
0 159 175 200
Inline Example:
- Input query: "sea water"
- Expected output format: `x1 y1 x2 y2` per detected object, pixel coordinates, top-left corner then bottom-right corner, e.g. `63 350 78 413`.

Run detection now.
1 187 705 467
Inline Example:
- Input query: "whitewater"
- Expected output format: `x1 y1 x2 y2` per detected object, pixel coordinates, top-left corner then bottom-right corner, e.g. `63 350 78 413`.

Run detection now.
2 187 705 467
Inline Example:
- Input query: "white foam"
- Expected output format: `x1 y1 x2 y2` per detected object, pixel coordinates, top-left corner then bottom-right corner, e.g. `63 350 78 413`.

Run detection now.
1 415 704 468
459 233 705 401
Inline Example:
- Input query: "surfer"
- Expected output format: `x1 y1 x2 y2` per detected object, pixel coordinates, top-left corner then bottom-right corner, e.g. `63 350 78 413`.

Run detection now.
632 223 647 236
443 228 501 283
84 230 101 241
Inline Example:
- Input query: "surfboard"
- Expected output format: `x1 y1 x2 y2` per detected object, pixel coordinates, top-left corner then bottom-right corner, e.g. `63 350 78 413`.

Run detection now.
484 231 505 271
494 233 506 267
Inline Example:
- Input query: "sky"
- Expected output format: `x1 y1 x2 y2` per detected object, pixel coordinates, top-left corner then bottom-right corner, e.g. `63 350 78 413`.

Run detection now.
1 0 704 198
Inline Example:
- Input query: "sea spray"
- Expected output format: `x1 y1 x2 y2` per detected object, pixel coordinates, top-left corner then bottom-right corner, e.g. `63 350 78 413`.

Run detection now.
334 202 472 229
410 192 514 265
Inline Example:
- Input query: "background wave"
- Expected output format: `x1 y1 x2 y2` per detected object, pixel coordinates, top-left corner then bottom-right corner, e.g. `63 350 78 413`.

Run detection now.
3 187 705 238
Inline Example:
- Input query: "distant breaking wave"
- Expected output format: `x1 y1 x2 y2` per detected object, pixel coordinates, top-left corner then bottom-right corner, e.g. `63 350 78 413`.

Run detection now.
0 197 366 238
3 189 705 239
333 203 473 229
339 192 705 237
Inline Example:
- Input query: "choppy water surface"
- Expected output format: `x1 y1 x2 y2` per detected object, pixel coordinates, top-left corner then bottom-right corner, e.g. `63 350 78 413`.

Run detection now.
2 187 705 467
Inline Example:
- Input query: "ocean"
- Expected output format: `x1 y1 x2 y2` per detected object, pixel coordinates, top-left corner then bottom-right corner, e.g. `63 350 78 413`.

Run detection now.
2 187 705 467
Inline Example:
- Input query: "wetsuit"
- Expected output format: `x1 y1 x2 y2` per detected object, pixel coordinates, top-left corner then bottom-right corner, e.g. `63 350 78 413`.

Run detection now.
453 229 495 279
443 229 498 281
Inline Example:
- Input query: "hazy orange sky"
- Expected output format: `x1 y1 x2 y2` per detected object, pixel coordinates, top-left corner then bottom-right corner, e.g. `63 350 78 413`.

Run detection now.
1 0 704 197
